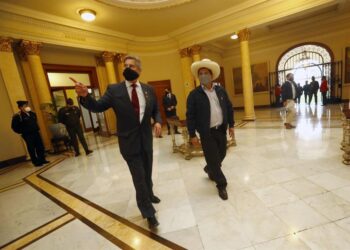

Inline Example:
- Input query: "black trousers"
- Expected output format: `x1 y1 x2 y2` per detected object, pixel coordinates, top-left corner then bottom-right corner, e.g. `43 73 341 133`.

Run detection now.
200 128 227 188
22 132 46 165
304 93 308 103
322 92 327 105
296 96 301 104
67 125 89 154
309 92 318 104
123 149 155 218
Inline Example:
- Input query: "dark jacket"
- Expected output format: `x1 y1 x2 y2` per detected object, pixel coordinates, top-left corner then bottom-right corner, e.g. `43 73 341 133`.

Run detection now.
58 106 81 128
281 81 298 102
80 81 161 156
162 93 177 117
186 85 234 138
303 84 309 95
309 80 320 93
11 111 40 136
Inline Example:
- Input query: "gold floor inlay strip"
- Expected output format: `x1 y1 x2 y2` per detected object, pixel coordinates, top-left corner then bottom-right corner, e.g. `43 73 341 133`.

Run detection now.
22 157 185 250
0 182 26 193
1 213 75 250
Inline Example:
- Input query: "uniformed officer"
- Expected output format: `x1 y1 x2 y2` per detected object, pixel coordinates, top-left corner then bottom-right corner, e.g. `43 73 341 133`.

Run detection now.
58 98 93 157
11 100 50 167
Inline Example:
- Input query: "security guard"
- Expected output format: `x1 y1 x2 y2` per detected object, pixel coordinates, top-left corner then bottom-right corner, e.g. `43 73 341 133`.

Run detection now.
11 100 49 167
58 98 93 156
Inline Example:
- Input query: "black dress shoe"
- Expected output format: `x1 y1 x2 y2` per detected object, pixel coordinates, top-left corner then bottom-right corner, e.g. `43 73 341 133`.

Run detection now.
41 160 50 164
175 131 181 134
34 163 43 167
75 152 81 157
147 216 159 229
203 166 214 181
86 150 93 155
150 195 161 204
218 188 228 200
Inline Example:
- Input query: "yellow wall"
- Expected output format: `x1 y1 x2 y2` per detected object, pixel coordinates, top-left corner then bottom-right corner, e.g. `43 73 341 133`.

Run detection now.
139 52 186 119
0 69 27 161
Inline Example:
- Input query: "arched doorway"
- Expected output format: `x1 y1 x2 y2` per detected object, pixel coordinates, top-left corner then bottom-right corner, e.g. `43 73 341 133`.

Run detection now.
269 43 343 105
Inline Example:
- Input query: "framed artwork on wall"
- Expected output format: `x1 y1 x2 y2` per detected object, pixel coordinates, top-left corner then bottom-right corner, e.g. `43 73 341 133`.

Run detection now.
233 62 269 94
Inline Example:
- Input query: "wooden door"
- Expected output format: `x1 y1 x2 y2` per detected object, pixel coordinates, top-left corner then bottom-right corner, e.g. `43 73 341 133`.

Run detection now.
148 80 171 125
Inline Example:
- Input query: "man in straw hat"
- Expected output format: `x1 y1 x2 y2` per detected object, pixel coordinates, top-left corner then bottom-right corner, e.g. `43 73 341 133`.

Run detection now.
186 59 234 200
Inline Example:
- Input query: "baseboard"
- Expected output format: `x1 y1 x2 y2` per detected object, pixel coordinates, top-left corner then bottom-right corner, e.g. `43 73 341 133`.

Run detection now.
0 155 27 168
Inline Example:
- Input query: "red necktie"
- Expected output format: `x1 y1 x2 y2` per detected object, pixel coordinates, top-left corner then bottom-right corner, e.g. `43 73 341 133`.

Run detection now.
131 84 140 120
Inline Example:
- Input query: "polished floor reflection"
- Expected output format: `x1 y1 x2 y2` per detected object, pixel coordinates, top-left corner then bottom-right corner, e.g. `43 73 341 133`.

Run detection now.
1 104 349 249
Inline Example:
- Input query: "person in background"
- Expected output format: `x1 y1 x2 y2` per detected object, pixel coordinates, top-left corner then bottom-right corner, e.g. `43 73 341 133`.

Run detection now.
281 73 297 129
11 100 50 167
320 76 329 106
163 88 180 135
303 81 309 104
186 59 234 200
309 76 319 105
296 83 303 104
58 98 93 157
274 83 281 107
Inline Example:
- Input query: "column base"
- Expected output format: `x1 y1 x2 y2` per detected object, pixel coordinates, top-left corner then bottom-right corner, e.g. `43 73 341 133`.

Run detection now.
243 115 256 121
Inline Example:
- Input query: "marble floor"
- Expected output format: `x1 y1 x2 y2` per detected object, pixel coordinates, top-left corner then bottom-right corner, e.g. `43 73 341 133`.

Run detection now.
1 104 349 249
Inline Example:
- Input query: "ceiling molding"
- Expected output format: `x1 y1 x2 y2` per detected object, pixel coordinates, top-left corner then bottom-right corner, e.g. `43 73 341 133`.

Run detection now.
95 0 194 10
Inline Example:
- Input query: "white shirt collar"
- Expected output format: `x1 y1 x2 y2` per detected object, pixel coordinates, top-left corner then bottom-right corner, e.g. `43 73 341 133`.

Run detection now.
126 80 140 88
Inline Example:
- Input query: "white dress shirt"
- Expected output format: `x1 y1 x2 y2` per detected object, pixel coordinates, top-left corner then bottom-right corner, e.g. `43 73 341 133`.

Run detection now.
203 86 223 128
126 80 146 122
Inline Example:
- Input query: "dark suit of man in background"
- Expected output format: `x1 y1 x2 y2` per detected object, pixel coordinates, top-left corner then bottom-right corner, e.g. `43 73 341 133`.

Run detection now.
74 55 162 229
163 88 180 135
187 59 234 200
11 100 49 167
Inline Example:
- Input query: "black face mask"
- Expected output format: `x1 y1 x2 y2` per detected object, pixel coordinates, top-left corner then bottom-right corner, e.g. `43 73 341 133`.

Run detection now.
123 67 139 81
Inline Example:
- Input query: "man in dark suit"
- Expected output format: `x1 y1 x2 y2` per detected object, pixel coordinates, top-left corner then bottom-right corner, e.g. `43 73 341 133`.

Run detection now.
74 55 162 229
309 76 320 105
187 59 234 200
11 100 50 167
281 73 297 129
162 88 180 135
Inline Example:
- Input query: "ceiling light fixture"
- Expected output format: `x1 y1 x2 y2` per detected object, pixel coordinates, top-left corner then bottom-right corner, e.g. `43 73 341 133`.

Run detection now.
78 9 96 22
230 33 238 40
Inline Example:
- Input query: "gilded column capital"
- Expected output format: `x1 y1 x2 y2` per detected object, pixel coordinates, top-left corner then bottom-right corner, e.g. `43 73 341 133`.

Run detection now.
95 56 105 66
238 28 250 42
101 51 115 62
179 48 191 58
20 40 43 56
115 53 127 64
0 37 13 52
190 45 202 55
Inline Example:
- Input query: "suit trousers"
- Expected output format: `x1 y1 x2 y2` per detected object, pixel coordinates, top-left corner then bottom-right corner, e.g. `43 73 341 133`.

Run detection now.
309 92 318 104
200 129 227 188
22 132 46 164
123 149 156 218
67 125 89 154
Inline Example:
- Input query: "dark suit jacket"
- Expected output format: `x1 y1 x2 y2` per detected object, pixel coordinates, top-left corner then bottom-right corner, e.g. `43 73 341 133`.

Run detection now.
162 93 177 117
80 81 162 156
281 81 298 102
186 85 234 138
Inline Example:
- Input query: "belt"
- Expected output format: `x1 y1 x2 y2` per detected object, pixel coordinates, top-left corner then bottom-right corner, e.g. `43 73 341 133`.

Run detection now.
210 125 222 131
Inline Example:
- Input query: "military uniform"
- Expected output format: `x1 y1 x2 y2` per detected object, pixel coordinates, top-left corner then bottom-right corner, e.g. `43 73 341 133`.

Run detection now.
58 105 90 155
11 111 47 166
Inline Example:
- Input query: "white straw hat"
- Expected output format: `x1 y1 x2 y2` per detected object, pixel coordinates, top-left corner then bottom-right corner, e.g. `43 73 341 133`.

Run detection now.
191 58 220 80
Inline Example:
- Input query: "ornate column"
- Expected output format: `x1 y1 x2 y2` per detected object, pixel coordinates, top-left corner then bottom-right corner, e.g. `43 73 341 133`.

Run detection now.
190 45 202 86
179 48 195 98
102 51 117 83
20 40 52 149
101 52 117 134
0 37 27 112
238 28 256 121
115 53 127 82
